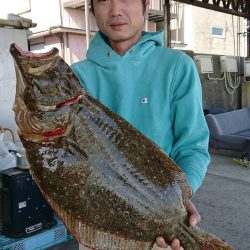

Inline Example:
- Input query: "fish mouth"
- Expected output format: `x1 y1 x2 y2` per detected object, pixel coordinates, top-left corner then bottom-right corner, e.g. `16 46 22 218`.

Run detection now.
10 43 57 59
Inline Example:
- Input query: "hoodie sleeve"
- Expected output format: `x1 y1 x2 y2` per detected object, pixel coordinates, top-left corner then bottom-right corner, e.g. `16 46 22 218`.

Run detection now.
169 52 210 194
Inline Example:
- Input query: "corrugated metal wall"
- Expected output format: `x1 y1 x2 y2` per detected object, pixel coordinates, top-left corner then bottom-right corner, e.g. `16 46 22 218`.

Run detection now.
197 54 243 112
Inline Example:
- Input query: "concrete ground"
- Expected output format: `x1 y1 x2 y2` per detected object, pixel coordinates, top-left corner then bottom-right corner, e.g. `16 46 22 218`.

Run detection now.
48 153 250 250
192 153 250 250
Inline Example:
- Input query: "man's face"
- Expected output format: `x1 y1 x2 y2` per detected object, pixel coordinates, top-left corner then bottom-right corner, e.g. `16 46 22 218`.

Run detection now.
93 0 148 46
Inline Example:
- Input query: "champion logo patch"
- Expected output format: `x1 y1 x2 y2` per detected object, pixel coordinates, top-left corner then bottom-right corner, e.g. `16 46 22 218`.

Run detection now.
141 98 149 104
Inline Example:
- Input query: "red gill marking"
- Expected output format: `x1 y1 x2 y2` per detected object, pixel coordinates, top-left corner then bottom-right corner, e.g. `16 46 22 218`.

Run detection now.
56 94 83 109
202 247 210 250
40 94 85 138
42 127 65 138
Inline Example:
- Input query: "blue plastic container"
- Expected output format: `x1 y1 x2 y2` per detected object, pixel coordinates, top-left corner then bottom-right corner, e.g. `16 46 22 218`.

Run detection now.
0 217 71 250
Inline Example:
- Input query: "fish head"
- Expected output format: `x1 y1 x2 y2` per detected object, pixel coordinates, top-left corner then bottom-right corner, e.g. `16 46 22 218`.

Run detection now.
10 43 84 112
10 43 85 142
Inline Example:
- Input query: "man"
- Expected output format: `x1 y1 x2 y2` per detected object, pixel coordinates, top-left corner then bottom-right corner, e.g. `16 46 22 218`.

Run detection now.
71 0 210 249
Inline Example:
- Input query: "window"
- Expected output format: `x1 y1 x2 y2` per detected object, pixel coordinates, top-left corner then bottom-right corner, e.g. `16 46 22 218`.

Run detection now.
211 26 225 38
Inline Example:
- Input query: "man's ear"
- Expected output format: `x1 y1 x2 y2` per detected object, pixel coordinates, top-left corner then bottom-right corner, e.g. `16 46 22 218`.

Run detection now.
146 0 150 10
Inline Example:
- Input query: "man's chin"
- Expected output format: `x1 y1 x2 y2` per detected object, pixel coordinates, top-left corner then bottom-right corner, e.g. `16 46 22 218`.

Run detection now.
110 36 130 42
107 32 140 43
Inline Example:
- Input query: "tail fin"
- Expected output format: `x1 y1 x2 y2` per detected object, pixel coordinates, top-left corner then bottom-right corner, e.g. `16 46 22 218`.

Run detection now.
197 230 233 250
174 224 234 250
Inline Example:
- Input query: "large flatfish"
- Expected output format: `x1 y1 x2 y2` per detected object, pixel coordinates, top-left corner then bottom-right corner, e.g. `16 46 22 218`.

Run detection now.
10 44 232 250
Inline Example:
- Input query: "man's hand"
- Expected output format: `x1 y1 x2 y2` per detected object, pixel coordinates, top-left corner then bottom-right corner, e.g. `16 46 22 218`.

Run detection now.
155 200 201 250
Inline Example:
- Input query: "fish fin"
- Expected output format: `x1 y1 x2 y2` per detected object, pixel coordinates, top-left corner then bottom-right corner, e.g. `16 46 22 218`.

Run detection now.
177 225 234 250
197 230 233 250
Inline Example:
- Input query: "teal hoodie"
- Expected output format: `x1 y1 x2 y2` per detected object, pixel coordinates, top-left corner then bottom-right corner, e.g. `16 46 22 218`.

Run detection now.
71 31 210 194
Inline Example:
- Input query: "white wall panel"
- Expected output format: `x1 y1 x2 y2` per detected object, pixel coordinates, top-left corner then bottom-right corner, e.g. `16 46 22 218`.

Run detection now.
0 27 28 142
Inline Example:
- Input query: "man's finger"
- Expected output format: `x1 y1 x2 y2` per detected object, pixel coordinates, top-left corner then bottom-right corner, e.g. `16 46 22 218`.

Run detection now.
187 200 201 227
155 236 168 248
171 238 180 250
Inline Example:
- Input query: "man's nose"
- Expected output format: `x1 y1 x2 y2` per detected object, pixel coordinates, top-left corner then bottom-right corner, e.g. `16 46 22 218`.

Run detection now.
109 0 123 17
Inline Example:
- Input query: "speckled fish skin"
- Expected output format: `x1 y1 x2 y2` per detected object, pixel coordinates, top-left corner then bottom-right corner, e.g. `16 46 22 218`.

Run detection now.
10 44 233 250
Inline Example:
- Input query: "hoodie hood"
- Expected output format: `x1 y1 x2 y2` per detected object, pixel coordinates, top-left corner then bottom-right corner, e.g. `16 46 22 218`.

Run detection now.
86 30 164 66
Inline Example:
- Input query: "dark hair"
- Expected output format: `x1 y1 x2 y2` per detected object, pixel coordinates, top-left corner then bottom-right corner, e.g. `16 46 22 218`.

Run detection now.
90 0 147 15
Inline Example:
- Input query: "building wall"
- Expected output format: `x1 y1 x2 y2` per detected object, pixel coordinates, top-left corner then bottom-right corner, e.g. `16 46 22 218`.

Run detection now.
65 33 87 62
61 0 98 32
21 0 62 33
171 4 246 57
61 7 85 29
0 0 30 18
0 27 28 141
191 6 245 56
29 36 62 54
30 32 88 65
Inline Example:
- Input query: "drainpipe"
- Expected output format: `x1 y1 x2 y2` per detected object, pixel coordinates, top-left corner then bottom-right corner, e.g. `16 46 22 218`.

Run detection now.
164 0 171 47
58 0 65 59
248 19 250 57
85 0 90 49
